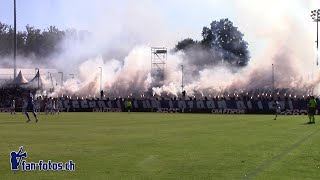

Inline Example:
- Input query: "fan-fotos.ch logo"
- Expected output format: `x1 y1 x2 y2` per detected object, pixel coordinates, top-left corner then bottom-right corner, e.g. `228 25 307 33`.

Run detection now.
10 146 75 171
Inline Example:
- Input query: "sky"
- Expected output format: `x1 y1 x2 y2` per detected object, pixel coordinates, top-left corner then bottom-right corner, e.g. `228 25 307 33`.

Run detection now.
0 0 234 37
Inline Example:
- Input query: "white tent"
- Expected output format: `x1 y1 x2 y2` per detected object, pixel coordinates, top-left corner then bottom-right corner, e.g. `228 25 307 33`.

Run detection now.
28 70 45 87
12 70 28 85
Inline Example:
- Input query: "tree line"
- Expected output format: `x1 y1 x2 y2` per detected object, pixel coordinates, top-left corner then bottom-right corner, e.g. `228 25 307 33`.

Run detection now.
0 21 88 59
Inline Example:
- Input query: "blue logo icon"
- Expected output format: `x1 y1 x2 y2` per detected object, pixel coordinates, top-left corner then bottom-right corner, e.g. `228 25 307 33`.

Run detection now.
10 146 75 171
10 146 28 171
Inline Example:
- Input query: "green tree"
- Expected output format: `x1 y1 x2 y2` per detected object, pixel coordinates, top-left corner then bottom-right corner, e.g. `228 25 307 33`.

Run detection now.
175 38 197 51
209 18 249 66
175 18 250 67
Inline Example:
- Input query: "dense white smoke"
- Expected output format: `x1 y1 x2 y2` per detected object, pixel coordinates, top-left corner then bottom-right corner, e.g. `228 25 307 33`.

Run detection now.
1 0 320 98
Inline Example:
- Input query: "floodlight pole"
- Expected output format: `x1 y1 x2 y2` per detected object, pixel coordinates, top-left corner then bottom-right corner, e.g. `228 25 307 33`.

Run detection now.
316 18 318 95
311 9 320 65
272 64 274 98
181 65 184 92
99 67 102 92
311 9 320 94
13 0 17 81
316 13 319 67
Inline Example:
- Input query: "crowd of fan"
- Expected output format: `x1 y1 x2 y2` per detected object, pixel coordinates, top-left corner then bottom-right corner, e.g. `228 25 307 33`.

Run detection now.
44 93 315 102
0 87 317 109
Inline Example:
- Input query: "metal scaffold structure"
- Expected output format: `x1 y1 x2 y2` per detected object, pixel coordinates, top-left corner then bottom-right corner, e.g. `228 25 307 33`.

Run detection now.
151 47 167 80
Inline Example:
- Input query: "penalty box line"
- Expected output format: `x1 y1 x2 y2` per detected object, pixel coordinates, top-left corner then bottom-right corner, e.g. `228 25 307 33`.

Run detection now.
241 127 320 180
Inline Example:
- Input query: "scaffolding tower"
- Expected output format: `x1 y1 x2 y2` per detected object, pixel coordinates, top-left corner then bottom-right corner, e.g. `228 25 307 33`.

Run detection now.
151 47 167 79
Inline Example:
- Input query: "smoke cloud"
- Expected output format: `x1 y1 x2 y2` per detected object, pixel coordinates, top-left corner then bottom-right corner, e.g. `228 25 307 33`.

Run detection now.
1 0 320 98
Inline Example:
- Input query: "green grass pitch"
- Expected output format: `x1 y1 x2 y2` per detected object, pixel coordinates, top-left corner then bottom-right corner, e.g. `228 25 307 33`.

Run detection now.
0 112 319 180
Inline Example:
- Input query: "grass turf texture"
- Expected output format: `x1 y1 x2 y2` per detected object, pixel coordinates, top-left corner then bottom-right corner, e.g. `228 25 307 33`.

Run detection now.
0 113 319 180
